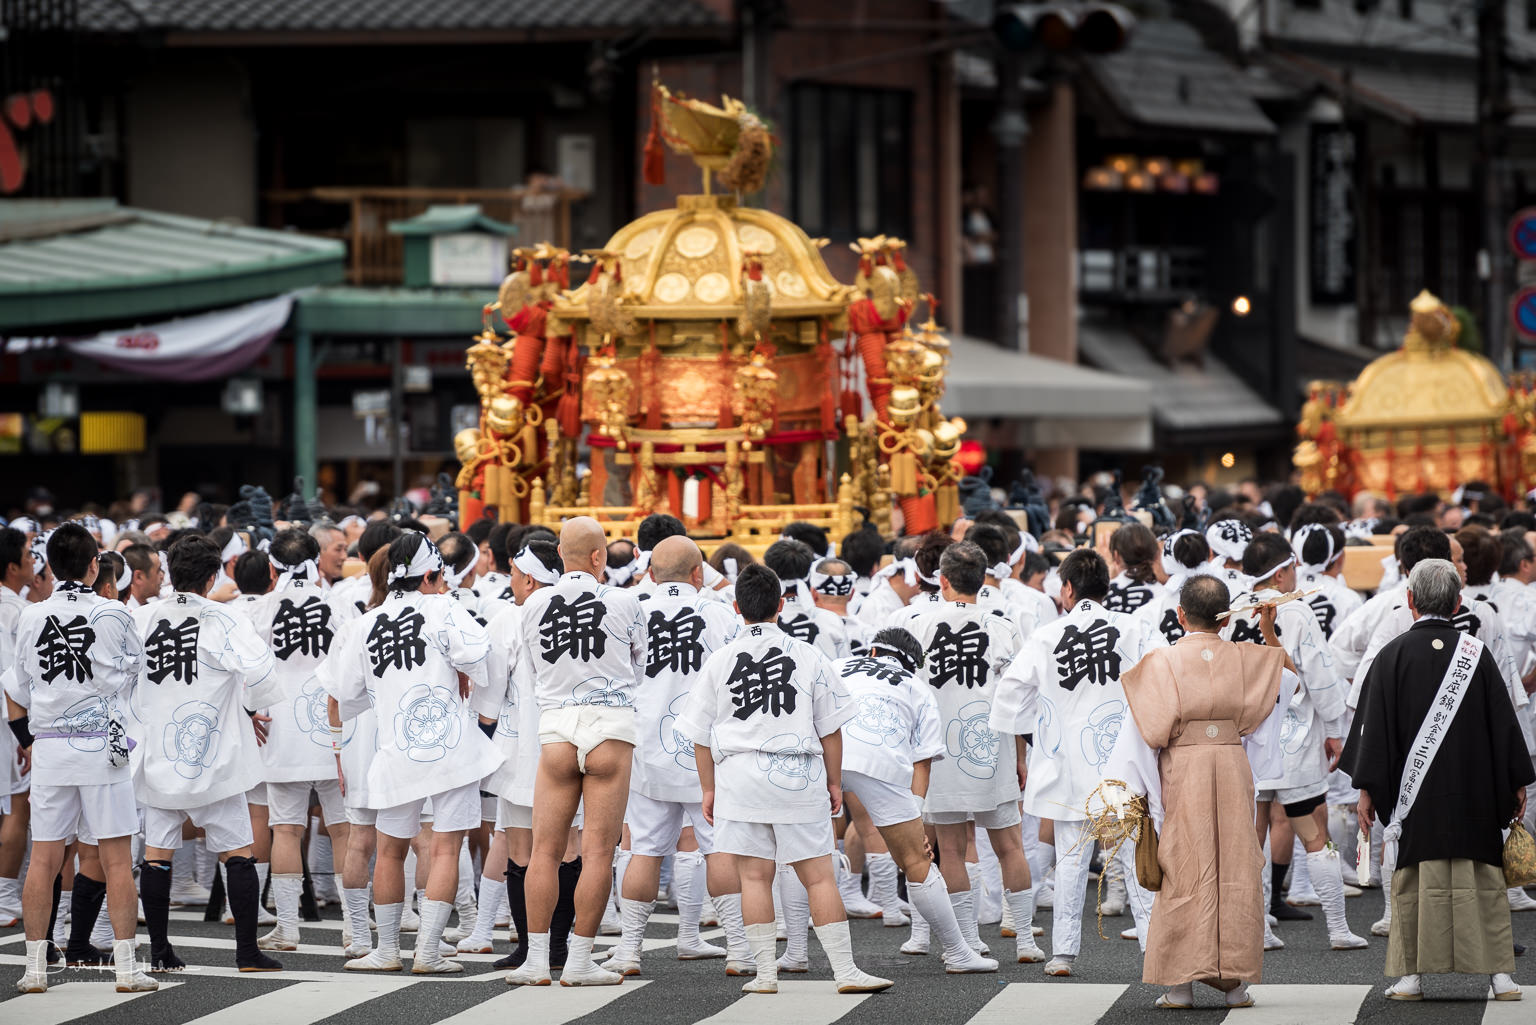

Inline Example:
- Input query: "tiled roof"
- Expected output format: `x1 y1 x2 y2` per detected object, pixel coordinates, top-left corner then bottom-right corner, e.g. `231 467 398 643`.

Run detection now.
1082 20 1277 136
78 0 724 33
1268 51 1536 129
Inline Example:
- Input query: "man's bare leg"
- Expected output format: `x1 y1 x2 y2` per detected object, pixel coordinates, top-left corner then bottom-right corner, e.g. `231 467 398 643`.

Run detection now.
792 854 892 993
504 742 593 985
877 818 994 972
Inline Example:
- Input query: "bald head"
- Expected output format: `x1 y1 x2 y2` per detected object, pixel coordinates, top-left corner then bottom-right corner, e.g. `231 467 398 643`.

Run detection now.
560 516 608 576
650 535 703 584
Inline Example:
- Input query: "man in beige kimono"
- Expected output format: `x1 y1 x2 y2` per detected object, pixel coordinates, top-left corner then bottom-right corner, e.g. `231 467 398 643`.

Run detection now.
1111 574 1290 1010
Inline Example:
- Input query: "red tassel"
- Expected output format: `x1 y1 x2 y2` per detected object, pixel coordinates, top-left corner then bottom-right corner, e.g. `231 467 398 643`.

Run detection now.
643 91 666 186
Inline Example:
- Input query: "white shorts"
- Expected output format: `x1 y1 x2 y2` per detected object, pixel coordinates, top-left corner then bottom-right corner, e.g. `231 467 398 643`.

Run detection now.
376 781 481 839
145 794 254 853
346 806 378 827
924 799 1022 830
539 706 636 772
31 780 138 844
1257 781 1327 815
266 779 345 828
481 794 497 823
714 817 834 865
842 771 921 828
627 791 713 857
246 783 269 807
496 799 534 831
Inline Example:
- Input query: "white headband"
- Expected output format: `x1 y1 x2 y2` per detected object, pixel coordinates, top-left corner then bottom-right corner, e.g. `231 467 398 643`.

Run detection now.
915 563 940 588
9 516 37 534
115 560 132 592
1250 553 1295 585
513 545 559 585
158 550 170 583
1344 518 1377 541
443 559 473 590
1160 528 1200 576
1205 520 1252 562
701 561 724 588
1008 532 1038 567
337 515 366 530
388 535 443 585
269 553 320 591
721 557 740 583
607 549 650 587
30 531 49 576
1292 523 1338 571
221 533 248 564
875 557 919 588
987 561 1012 582
810 568 855 597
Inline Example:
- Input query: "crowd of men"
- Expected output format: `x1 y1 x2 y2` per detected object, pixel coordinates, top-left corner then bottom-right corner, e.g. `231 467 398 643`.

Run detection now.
0 472 1533 1008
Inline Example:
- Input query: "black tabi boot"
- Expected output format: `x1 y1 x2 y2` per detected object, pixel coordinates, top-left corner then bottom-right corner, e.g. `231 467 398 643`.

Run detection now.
66 872 109 966
141 859 186 971
492 860 529 970
228 856 283 972
548 856 581 969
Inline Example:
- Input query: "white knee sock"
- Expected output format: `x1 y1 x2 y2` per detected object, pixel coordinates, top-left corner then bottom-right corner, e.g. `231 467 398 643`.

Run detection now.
273 872 303 936
374 901 402 960
908 866 965 958
674 850 707 946
777 865 810 962
712 891 750 961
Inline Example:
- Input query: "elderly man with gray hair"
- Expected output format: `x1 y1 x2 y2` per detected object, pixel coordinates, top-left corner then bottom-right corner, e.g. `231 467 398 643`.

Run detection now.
1342 558 1534 1002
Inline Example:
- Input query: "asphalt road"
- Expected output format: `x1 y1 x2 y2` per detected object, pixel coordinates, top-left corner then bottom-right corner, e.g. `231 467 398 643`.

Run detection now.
1 883 1532 1025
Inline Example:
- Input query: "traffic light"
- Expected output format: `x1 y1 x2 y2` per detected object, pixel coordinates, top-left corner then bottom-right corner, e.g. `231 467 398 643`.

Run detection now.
992 3 1134 55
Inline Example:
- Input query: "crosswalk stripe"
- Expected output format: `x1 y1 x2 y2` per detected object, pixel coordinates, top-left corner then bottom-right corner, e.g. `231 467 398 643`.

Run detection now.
1239 984 1372 1023
177 977 418 1025
968 982 1127 1025
1483 993 1530 1023
15 979 182 1025
690 980 869 1025
431 977 647 1024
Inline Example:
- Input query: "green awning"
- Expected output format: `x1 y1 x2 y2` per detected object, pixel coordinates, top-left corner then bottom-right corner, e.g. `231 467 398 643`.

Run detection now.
0 199 346 330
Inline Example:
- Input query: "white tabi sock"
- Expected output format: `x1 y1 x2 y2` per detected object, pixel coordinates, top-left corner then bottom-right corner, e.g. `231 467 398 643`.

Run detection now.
674 850 708 946
712 891 750 961
564 933 597 974
374 901 403 961
523 931 551 973
273 872 303 936
951 888 984 950
746 921 778 988
908 866 964 957
464 875 501 945
614 896 653 959
777 864 810 962
343 886 373 949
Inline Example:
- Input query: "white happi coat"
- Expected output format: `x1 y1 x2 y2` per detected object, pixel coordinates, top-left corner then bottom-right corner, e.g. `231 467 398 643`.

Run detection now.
1297 570 1364 641
777 591 849 661
998 577 1060 631
1469 580 1536 752
854 579 906 630
677 622 855 824
835 654 944 790
1329 582 1406 683
902 599 1021 814
517 571 646 711
319 590 498 808
473 601 539 806
978 581 1050 643
248 578 352 783
992 597 1166 822
130 593 280 808
2 583 143 788
1221 585 1348 790
319 616 379 810
630 582 740 803
0 585 30 794
1103 572 1158 616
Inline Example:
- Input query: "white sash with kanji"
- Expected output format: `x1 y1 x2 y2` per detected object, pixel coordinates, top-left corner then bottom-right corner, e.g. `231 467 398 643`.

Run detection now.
1381 629 1483 871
